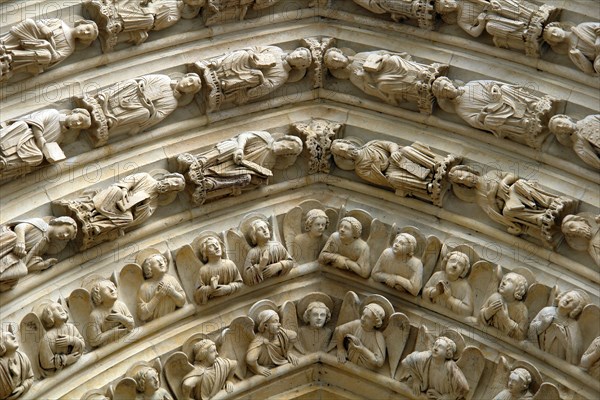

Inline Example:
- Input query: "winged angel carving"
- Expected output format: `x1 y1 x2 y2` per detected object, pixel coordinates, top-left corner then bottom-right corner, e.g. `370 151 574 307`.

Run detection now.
110 359 173 400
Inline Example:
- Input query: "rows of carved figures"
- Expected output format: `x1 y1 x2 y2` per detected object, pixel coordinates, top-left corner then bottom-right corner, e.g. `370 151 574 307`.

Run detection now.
1 37 598 186
0 1 598 84
1 203 599 398
1 122 598 294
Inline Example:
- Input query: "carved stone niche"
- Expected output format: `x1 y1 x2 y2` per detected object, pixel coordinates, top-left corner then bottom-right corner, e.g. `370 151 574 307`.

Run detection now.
119 248 186 325
175 231 244 305
67 274 135 350
281 199 339 265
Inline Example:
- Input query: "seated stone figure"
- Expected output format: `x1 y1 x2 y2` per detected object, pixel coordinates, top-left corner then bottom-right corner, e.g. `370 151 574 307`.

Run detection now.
52 172 185 250
243 219 295 285
0 18 98 82
549 114 599 170
88 279 135 348
423 250 473 316
479 272 529 340
76 73 201 146
192 45 311 112
319 216 371 278
177 131 302 205
324 47 448 113
432 76 559 149
0 108 91 180
448 165 578 248
544 22 600 75
528 290 589 364
492 367 533 400
0 330 33 400
38 302 85 377
246 309 298 376
0 216 77 292
372 232 423 296
399 336 469 399
137 253 186 322
181 339 237 400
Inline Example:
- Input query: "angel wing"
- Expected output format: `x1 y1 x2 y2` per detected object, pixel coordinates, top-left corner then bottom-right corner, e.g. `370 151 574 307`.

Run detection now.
367 218 389 270
482 356 511 399
456 346 485 400
283 206 304 257
579 304 600 351
175 244 203 303
281 301 299 335
524 283 554 325
414 325 434 353
225 229 250 284
67 288 93 348
164 351 195 400
118 263 144 326
469 260 501 319
19 312 43 378
219 316 255 380
336 291 360 327
113 376 137 400
385 312 410 379
532 382 561 400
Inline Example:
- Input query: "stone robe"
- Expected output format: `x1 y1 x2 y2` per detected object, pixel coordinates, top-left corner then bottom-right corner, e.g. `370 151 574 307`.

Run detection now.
371 249 423 297
0 351 33 400
243 240 294 285
529 306 582 364
88 301 133 348
194 259 243 304
423 271 473 316
333 320 385 370
319 233 370 278
182 358 236 400
246 328 297 368
137 274 185 322
39 323 85 377
480 292 528 340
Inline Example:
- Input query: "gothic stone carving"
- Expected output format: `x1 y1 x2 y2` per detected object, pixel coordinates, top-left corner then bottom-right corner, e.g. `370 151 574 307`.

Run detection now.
202 0 282 26
0 329 33 400
0 216 77 292
52 171 185 250
289 292 334 354
291 118 342 174
353 0 441 30
324 47 448 114
544 22 600 75
112 359 173 400
549 114 599 170
319 216 371 278
177 131 302 205
487 357 560 400
580 336 600 380
0 18 98 83
561 213 600 267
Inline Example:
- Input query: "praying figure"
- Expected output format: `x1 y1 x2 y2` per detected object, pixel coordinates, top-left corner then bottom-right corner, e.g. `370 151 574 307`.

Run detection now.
88 279 135 348
0 330 33 400
319 216 371 278
423 251 473 316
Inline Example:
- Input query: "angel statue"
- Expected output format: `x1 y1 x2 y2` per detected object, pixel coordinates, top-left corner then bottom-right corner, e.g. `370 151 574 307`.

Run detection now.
330 292 410 378
20 300 85 377
175 232 243 305
225 215 295 286
119 249 186 323
218 300 298 379
398 328 485 400
484 357 561 400
319 216 370 278
111 359 172 400
0 327 33 400
580 336 600 380
68 275 135 349
282 201 338 265
165 336 236 400
548 114 599 170
0 216 77 292
479 272 529 340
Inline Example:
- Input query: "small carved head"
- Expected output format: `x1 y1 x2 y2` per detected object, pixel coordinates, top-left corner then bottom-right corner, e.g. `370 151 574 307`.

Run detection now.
156 173 186 194
48 216 78 241
499 272 528 301
338 217 362 240
549 115 576 146
543 22 567 46
434 0 458 14
91 280 118 306
73 20 99 46
556 290 588 319
199 236 223 263
65 108 92 130
432 336 456 360
507 368 532 395
432 77 459 100
273 135 303 156
324 48 350 70
0 331 18 356
141 254 168 279
561 215 593 239
134 366 160 394
193 339 218 365
41 302 69 329
392 233 417 257
257 309 280 334
175 73 202 94
304 209 329 235
448 165 479 188
249 219 271 246
442 251 470 280
287 47 313 69
361 303 385 329
303 301 331 328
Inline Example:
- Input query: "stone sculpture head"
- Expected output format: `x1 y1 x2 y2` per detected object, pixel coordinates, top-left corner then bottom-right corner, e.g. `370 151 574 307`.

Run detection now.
507 368 532 396
257 309 280 335
64 108 92 130
498 272 528 301
249 219 271 246
41 302 69 329
287 47 312 69
272 135 303 167
448 165 479 188
556 290 587 319
134 366 160 395
156 173 186 194
141 253 168 279
543 23 568 46
432 336 456 360
303 301 331 328
361 303 385 330
442 251 470 280
338 217 362 241
330 139 360 170
193 339 218 366
48 216 78 242
549 115 577 146
561 215 593 240
73 20 99 46
0 331 19 356
175 73 202 94
435 0 458 14
392 233 417 257
91 280 118 307
199 236 223 263
432 77 461 100
324 48 350 70
304 209 329 237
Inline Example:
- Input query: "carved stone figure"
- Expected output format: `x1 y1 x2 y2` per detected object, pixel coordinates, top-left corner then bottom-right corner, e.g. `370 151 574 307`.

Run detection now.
371 232 423 296
290 209 330 264
398 334 469 400
83 0 203 52
291 118 342 174
543 22 600 74
0 18 98 82
487 357 561 400
528 290 589 364
0 108 91 180
330 139 461 206
352 0 443 30
448 165 578 248
0 329 33 400
87 278 135 348
492 367 533 400
324 47 448 113
191 46 312 112
549 114 599 169
112 360 172 400
135 252 186 322
433 77 559 148
423 250 474 316
479 272 529 340
177 131 302 205
52 171 185 250
561 213 600 267
76 73 201 146
319 216 371 278
288 293 334 354
0 216 77 292
243 219 295 285
331 292 410 377
165 336 237 400
436 0 559 57
202 0 282 26
580 336 600 379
